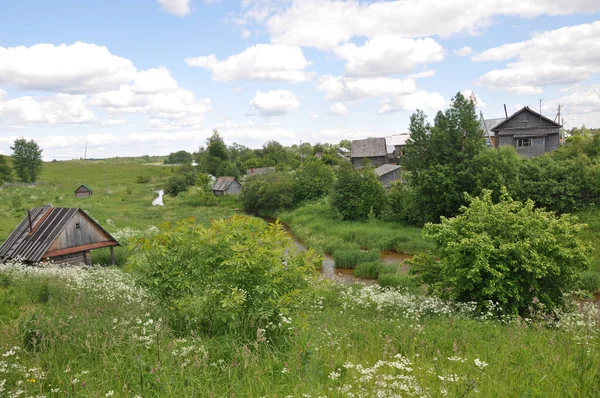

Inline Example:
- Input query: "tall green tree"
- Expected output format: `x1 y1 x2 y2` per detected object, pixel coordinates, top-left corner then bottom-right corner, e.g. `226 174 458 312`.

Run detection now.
402 93 485 223
0 155 14 184
10 139 43 183
294 158 335 203
164 150 192 164
331 163 385 221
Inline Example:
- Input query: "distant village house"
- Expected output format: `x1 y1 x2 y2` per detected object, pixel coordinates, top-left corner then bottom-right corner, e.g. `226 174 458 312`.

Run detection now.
74 184 93 198
212 177 242 196
375 164 401 189
350 137 388 168
247 167 275 177
0 205 120 266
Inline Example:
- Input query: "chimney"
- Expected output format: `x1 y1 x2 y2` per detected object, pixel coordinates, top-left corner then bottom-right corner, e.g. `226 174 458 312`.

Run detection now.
503 104 508 119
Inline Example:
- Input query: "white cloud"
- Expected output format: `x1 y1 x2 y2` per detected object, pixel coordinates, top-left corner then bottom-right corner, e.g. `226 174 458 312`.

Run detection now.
0 42 136 94
100 119 127 127
317 75 416 101
241 30 251 39
461 89 486 107
0 94 96 126
158 0 191 16
474 21 600 93
454 46 473 56
544 83 600 128
334 36 444 76
261 0 600 49
330 102 348 116
310 112 319 118
185 43 312 82
131 67 178 94
0 89 6 100
410 70 436 79
378 91 445 114
249 90 300 116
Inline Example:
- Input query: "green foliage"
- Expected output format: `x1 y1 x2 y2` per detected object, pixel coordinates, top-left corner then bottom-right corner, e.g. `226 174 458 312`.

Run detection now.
377 273 421 292
11 138 43 183
333 249 379 269
164 150 192 164
470 146 522 200
184 186 218 207
580 271 600 293
0 155 14 183
294 158 335 203
383 181 421 224
135 175 151 183
354 262 383 278
164 174 191 196
129 215 319 334
242 172 295 213
331 164 385 221
411 189 591 316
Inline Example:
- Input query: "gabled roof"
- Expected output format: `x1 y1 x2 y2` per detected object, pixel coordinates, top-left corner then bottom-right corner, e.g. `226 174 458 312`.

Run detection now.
74 184 92 193
0 205 119 263
351 137 387 158
374 164 401 177
386 134 410 147
479 118 505 133
212 176 238 191
491 106 561 132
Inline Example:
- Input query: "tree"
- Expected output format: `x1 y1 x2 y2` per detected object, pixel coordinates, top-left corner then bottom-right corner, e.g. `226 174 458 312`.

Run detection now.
410 189 591 316
331 164 385 221
0 155 14 184
241 172 295 213
294 158 335 203
11 139 43 183
164 150 192 164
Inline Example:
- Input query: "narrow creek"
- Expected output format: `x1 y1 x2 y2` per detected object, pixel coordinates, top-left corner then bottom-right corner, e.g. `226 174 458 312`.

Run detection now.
261 216 410 284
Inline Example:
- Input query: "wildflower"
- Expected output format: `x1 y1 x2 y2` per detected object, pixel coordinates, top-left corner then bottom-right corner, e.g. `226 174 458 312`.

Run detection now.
282 367 290 374
106 390 114 397
474 358 488 369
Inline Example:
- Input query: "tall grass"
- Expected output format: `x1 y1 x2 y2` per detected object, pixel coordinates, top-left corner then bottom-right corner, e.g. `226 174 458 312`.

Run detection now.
333 249 379 269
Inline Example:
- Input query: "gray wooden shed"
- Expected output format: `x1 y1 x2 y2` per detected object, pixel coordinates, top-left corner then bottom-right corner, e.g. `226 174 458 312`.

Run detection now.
375 164 401 189
212 177 242 196
74 184 93 198
351 138 388 168
0 205 120 266
491 107 561 157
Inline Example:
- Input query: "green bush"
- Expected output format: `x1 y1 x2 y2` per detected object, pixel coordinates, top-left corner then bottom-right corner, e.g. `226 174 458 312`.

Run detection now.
581 271 600 293
241 172 295 213
294 158 335 203
411 189 591 316
164 174 191 196
135 175 151 183
331 164 386 221
184 186 218 207
354 262 381 278
378 273 420 292
333 249 379 269
129 215 320 335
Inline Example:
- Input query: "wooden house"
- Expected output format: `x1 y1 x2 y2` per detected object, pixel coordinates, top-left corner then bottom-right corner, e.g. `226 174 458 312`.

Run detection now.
0 205 120 266
491 107 561 157
386 134 410 159
212 177 242 196
74 184 93 198
375 164 401 189
247 167 275 177
479 118 505 148
351 138 387 168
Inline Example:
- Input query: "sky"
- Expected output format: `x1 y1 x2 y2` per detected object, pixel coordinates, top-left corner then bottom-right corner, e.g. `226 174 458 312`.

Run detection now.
0 0 599 160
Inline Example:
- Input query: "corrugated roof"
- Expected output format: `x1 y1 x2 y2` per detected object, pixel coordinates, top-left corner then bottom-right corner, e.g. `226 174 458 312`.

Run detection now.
351 138 387 158
374 164 401 177
479 118 505 134
212 176 236 191
0 205 119 263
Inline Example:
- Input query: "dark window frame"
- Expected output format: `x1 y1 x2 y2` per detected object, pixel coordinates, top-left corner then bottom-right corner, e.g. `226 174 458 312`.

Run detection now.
517 138 532 147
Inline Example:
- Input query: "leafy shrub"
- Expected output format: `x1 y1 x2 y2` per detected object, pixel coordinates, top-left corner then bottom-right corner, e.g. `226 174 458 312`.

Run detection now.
354 262 382 278
331 164 385 221
129 215 320 335
184 186 218 207
294 158 335 203
378 273 420 292
581 271 600 293
164 174 191 196
333 249 379 269
242 172 295 213
136 175 151 183
411 189 591 316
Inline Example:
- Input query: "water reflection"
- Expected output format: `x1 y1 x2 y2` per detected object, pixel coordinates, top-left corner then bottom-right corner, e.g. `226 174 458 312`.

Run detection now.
152 190 164 206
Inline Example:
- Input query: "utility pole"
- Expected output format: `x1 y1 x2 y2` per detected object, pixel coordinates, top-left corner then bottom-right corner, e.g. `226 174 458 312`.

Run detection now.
84 141 87 160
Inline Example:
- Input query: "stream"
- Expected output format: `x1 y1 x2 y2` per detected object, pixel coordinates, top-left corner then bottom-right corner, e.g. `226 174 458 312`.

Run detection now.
262 216 410 284
152 190 164 206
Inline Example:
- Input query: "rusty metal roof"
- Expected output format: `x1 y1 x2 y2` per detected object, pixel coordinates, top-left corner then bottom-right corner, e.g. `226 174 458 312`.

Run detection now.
212 176 237 191
0 205 118 263
351 138 387 158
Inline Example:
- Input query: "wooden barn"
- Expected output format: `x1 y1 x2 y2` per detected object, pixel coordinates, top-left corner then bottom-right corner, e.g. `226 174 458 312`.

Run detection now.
0 205 120 266
212 177 242 196
375 164 401 189
74 184 93 198
351 137 388 168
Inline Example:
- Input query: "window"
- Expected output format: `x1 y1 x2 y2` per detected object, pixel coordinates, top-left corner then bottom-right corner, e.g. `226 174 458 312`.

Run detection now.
532 138 545 146
517 138 531 147
75 222 81 230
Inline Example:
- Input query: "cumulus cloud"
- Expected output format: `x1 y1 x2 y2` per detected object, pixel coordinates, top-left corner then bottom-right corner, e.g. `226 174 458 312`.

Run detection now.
0 94 96 126
474 21 600 93
131 67 179 94
454 46 473 56
185 44 312 82
260 0 600 49
334 36 445 76
544 83 600 128
317 75 416 101
461 89 486 107
158 0 191 16
410 70 436 79
330 102 348 116
0 42 136 94
249 90 300 116
100 119 127 127
378 91 445 114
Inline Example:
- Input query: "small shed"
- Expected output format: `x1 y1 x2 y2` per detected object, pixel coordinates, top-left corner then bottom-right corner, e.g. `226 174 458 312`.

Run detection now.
212 177 242 196
247 167 275 177
375 164 401 189
74 184 93 198
351 138 388 168
0 204 120 266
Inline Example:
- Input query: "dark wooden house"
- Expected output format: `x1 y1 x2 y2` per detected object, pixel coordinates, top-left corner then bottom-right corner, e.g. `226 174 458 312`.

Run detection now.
74 184 93 198
351 138 387 168
212 177 242 196
375 164 401 189
491 107 561 157
0 205 120 266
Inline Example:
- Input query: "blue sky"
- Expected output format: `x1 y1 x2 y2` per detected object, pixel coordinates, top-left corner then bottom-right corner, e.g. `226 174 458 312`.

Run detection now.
0 0 599 160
